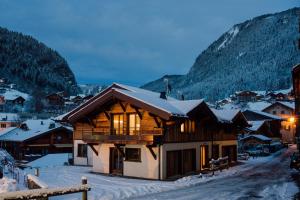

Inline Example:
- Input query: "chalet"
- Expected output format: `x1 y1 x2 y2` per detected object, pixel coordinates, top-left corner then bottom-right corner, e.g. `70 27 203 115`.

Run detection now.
240 134 272 152
0 113 20 131
235 91 259 103
262 101 295 143
61 83 248 180
0 119 73 161
242 109 282 139
45 93 65 106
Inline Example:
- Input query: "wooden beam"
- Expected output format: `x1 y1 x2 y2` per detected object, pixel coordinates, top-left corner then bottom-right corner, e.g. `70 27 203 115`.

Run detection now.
114 144 125 157
132 105 143 120
87 144 98 156
85 117 96 128
149 113 161 128
118 101 126 112
104 111 111 120
146 145 157 160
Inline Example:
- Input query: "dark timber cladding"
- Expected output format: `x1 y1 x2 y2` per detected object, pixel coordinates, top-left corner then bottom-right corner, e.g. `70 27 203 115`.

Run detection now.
293 64 300 150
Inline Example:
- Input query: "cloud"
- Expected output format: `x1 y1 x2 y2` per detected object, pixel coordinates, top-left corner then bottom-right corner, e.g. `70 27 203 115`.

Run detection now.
0 0 298 85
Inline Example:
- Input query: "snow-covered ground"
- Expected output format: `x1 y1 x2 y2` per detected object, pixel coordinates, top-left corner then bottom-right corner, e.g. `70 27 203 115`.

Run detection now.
15 148 297 200
0 177 17 193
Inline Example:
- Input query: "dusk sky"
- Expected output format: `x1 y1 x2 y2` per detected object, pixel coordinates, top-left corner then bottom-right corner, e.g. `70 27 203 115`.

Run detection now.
0 0 298 86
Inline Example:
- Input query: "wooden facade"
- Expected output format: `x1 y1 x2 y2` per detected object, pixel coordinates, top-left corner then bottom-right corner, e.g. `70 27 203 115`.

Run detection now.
0 127 73 161
63 83 249 179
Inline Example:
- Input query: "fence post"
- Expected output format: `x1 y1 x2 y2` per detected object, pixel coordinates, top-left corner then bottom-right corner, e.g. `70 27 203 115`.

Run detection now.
35 168 40 177
82 176 88 200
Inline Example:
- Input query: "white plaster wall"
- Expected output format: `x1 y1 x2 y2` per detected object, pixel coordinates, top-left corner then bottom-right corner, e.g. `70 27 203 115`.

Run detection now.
123 145 159 179
213 140 237 157
93 143 114 174
73 140 93 166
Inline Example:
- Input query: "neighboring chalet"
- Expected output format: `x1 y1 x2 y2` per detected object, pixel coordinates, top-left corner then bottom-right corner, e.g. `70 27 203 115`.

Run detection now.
61 83 248 180
0 113 20 131
262 101 295 143
235 91 261 103
242 109 282 139
0 119 73 161
240 134 272 152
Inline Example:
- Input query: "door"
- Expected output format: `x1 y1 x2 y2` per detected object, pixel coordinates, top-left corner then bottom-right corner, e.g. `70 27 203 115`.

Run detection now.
166 149 196 178
200 145 209 170
109 147 124 175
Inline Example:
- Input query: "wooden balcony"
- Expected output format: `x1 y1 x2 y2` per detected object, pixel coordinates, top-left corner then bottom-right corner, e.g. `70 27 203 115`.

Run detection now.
80 127 163 145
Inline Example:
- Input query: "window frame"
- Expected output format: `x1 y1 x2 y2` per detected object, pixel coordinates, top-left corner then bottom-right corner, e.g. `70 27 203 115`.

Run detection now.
77 144 88 158
127 113 141 135
112 113 124 135
125 148 141 162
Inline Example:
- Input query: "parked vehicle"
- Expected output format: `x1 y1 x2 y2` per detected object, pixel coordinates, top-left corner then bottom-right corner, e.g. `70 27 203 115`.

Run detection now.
238 153 250 160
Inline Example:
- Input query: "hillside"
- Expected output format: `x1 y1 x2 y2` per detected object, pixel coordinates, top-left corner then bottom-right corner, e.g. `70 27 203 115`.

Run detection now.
142 8 300 102
0 27 79 96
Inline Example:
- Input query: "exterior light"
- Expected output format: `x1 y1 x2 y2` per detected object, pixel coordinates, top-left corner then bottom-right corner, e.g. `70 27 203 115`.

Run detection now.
289 117 295 123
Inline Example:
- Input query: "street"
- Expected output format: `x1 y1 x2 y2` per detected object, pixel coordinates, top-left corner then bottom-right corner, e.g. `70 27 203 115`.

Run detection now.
132 146 299 200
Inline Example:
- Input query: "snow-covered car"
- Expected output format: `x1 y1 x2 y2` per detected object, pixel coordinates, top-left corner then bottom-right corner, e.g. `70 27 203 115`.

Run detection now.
238 153 250 160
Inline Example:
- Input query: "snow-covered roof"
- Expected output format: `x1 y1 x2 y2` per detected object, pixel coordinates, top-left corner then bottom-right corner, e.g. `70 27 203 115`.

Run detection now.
67 83 206 120
0 113 20 122
28 153 69 168
0 119 71 142
247 101 271 111
1 88 29 101
240 134 272 142
276 101 295 110
248 120 265 131
210 108 241 123
244 109 282 120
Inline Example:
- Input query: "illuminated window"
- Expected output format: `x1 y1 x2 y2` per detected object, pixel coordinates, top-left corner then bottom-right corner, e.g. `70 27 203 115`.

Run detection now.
113 114 124 135
128 114 140 135
180 123 185 133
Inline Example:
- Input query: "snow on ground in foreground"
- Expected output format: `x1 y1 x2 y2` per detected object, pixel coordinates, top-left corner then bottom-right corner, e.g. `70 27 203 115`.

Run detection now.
27 153 69 168
20 151 288 200
260 181 298 199
0 177 17 193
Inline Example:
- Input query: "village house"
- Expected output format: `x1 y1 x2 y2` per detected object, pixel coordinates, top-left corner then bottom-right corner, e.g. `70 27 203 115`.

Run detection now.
235 91 261 103
242 109 282 139
61 83 248 180
262 101 295 143
0 119 73 161
0 113 20 131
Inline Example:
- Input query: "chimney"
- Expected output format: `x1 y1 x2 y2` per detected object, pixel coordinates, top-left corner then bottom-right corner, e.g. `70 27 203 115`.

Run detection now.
40 121 44 125
160 91 167 99
181 94 185 101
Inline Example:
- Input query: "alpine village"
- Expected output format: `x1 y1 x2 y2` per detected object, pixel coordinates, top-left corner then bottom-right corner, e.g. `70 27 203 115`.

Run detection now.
0 3 300 200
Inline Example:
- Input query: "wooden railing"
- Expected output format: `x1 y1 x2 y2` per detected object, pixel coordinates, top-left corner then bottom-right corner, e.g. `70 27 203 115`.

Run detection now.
80 127 163 144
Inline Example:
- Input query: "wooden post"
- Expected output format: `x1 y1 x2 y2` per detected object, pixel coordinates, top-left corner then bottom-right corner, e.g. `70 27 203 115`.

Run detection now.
82 176 88 200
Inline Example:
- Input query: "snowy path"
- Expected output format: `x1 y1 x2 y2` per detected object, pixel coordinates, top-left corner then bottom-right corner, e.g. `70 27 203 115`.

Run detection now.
20 147 298 200
132 147 298 200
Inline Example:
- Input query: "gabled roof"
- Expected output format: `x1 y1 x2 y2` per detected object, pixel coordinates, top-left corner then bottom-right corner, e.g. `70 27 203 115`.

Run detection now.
263 101 295 111
63 83 208 122
248 120 266 131
240 134 272 142
0 119 72 142
243 109 282 121
210 108 249 126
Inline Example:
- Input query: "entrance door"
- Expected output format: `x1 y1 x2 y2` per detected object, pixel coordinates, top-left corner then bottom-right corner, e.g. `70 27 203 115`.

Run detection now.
200 145 209 170
109 147 124 175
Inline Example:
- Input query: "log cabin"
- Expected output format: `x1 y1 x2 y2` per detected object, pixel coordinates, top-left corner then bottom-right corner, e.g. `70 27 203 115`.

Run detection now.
61 83 249 180
0 119 73 161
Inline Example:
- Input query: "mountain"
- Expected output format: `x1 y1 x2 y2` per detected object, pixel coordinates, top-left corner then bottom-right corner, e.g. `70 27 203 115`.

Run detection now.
0 27 79 96
142 8 300 102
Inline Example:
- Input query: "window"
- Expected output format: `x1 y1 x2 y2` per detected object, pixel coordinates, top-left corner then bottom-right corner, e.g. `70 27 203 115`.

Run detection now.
281 110 285 114
77 144 87 157
180 123 185 133
113 114 124 135
272 111 277 115
1 124 6 128
180 120 195 133
125 148 141 162
128 114 140 135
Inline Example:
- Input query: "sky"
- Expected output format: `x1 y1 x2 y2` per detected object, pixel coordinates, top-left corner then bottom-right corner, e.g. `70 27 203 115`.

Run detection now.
0 0 298 86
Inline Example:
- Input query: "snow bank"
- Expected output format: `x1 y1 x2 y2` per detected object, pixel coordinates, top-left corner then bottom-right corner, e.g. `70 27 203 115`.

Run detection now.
27 174 48 189
28 153 69 168
0 177 17 193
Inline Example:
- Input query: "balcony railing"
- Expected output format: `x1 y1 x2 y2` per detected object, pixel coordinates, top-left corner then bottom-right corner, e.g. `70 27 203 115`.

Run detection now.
80 127 163 144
